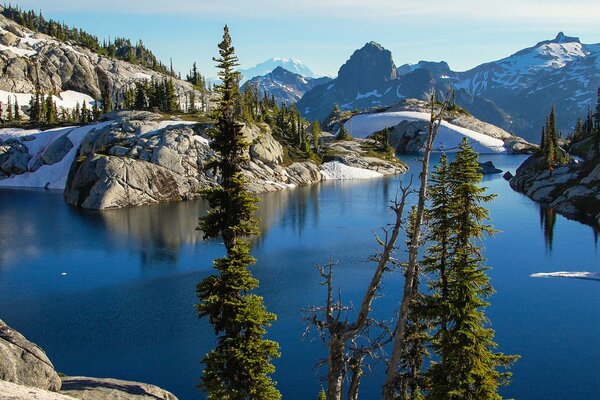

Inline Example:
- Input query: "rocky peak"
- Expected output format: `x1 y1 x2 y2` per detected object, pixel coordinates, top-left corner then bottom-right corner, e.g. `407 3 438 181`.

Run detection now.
336 41 397 91
553 32 580 44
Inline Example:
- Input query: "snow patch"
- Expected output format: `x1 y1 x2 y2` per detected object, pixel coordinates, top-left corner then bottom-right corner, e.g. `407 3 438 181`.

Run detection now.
0 44 36 57
345 112 506 154
0 90 94 111
320 161 383 180
530 271 600 281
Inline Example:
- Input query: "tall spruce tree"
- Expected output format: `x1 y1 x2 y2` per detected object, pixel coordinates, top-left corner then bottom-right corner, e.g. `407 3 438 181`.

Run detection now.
425 139 517 400
196 25 281 400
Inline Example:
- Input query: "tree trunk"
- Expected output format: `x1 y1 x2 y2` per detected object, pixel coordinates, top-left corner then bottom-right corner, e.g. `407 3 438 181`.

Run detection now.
347 356 363 400
327 334 345 400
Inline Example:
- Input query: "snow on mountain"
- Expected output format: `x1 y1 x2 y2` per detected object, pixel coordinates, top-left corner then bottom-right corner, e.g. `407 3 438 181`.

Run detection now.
456 33 597 94
241 66 331 106
240 58 316 84
344 111 506 154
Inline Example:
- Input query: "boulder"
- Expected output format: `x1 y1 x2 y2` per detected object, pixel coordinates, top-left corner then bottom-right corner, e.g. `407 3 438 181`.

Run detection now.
503 171 514 181
65 155 206 209
42 133 74 165
0 319 62 392
242 123 284 166
1 150 31 175
478 161 502 174
0 31 18 46
60 377 178 400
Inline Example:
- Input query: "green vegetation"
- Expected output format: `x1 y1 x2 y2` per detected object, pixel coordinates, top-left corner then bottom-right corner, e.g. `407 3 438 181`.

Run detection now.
1 5 177 77
539 106 569 167
195 25 281 400
422 141 518 399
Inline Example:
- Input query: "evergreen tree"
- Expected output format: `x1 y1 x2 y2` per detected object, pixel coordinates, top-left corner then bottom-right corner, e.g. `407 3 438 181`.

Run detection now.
101 84 113 114
81 101 89 124
188 91 197 113
312 121 321 151
13 98 20 122
45 95 56 124
196 25 281 400
336 124 352 141
425 139 517 400
7 96 13 122
0 102 4 124
92 99 101 120
134 82 148 110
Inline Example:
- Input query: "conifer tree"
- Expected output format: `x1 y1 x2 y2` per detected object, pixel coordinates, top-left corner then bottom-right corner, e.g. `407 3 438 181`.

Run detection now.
81 101 89 124
13 98 20 122
45 95 56 123
0 102 4 124
312 121 321 151
336 124 352 141
101 84 113 114
7 96 13 122
196 25 281 400
425 139 517 400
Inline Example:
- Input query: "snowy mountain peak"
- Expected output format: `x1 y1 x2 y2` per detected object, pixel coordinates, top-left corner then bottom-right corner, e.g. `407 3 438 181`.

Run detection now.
240 58 315 84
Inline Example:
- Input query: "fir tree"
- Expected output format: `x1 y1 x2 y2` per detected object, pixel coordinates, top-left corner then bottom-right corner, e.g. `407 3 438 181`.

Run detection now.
45 95 56 124
101 84 113 114
7 96 13 122
312 121 321 151
81 101 89 124
195 25 281 400
425 139 518 400
336 124 352 141
13 97 20 122
92 99 101 120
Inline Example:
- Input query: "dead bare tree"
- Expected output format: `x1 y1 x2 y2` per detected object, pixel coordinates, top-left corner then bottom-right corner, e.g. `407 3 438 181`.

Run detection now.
383 89 454 399
304 179 413 400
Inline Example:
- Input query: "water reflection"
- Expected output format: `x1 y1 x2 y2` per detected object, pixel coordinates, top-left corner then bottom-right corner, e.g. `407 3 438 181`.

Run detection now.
540 206 557 251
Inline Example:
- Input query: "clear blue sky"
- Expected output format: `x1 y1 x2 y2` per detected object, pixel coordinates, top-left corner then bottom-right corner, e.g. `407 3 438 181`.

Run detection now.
11 0 600 78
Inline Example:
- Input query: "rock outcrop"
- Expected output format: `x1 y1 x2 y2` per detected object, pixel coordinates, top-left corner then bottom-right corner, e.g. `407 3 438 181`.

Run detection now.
510 154 600 225
0 380 77 400
0 13 202 116
1 111 406 209
60 377 177 400
0 319 178 400
0 319 62 392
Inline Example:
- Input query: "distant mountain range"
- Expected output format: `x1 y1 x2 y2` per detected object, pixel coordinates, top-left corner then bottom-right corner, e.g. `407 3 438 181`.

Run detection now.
241 66 331 106
295 33 600 141
239 58 317 84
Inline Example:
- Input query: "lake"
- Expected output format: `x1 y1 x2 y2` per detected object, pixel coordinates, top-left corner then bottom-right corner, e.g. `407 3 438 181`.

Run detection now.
1 154 599 400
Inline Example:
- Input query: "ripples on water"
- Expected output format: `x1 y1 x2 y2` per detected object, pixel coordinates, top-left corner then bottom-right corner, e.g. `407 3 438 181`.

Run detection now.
0 154 598 400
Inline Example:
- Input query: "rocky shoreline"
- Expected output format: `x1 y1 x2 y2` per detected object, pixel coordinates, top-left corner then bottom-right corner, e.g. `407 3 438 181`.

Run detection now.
0 111 406 210
0 319 177 400
509 154 600 226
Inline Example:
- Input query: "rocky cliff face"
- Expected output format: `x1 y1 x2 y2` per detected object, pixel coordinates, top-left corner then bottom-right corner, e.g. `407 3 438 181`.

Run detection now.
510 155 600 226
0 13 201 116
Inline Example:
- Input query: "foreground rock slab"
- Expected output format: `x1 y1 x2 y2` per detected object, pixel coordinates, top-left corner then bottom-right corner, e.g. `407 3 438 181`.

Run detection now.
0 319 62 392
60 377 178 400
0 380 77 400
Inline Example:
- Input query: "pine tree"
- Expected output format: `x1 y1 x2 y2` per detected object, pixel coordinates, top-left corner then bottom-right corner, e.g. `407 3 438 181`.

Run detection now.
13 97 20 122
196 25 281 400
7 96 13 122
101 84 113 114
425 139 517 400
92 99 101 120
81 101 89 124
312 121 321 151
45 95 56 124
336 124 352 141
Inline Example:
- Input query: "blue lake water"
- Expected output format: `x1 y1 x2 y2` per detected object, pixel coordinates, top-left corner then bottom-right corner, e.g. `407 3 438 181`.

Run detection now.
1 154 599 400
